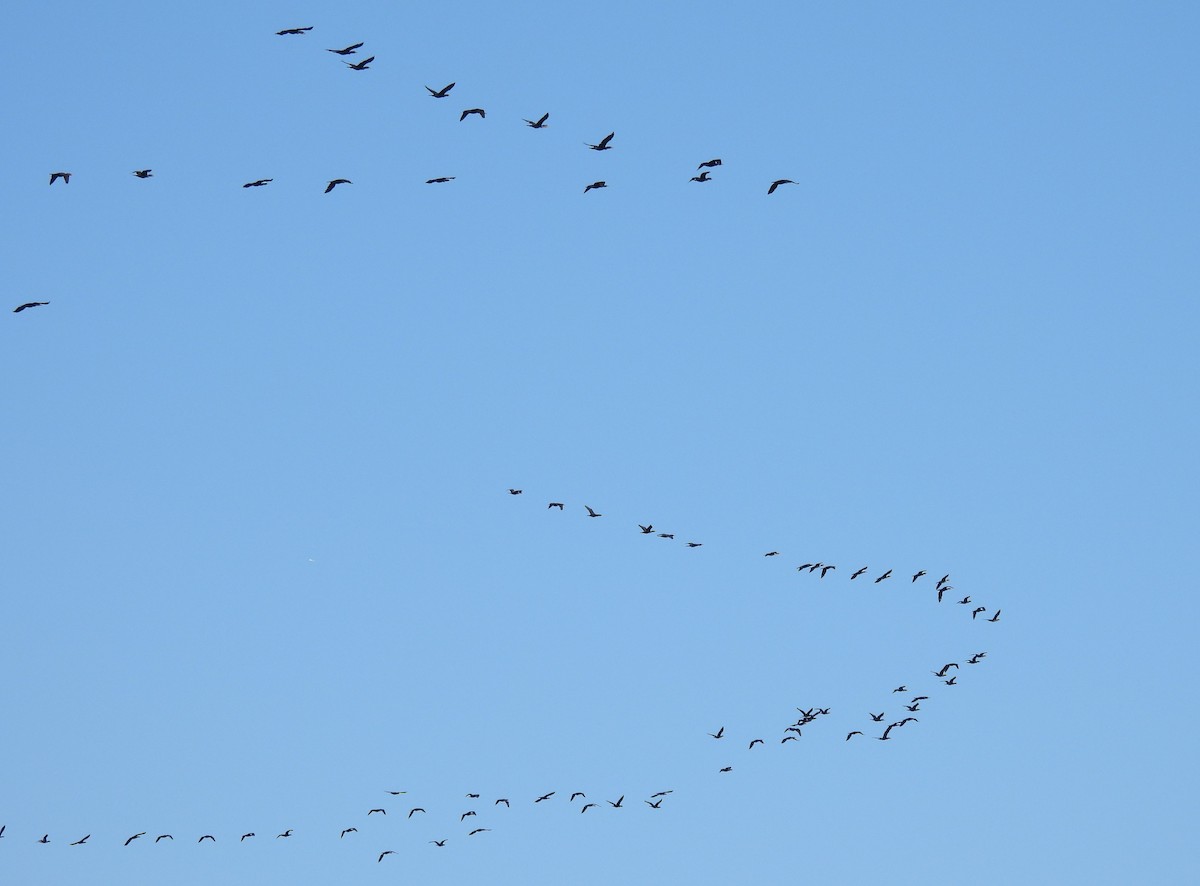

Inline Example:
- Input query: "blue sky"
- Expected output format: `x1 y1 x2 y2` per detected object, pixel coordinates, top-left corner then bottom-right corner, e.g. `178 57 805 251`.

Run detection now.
2 1 1197 883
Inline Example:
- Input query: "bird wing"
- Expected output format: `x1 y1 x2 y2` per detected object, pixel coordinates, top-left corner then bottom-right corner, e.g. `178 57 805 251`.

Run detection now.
599 132 614 147
537 113 549 125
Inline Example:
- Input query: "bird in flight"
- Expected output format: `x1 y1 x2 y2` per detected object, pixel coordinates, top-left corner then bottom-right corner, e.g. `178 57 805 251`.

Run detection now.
132 169 153 178
748 739 764 749
586 132 615 151
70 835 90 845
690 170 713 182
645 799 663 808
495 798 510 807
340 828 357 838
911 696 929 703
468 828 491 835
155 834 173 842
877 723 898 741
240 833 255 841
957 596 972 605
988 610 1001 622
892 686 907 693
508 488 522 495
378 851 396 862
13 301 49 313
345 56 375 70
767 179 795 195
198 835 216 843
460 811 476 821
608 796 625 808
686 542 703 548
426 177 455 184
385 790 407 795
659 533 674 539
719 766 733 773
535 792 555 803
912 570 927 582
408 808 426 818
937 586 950 603
460 108 485 121
584 505 602 517
584 181 607 193
874 569 893 583
581 802 598 813
466 793 480 799
821 565 836 577
708 726 724 739
426 82 456 98
570 792 586 801
276 27 313 35
39 834 51 843
243 179 272 188
870 712 885 721
972 606 987 619
328 42 364 55
49 172 71 185
548 502 564 509
846 731 863 741
639 524 654 534
368 808 386 815
851 567 868 579
933 663 959 677
781 736 798 743
945 676 958 685
937 574 951 587
324 179 351 193
650 791 673 798
430 840 446 846
524 113 550 128
764 551 780 557
905 703 920 712
124 833 146 846
277 830 293 838
698 159 722 169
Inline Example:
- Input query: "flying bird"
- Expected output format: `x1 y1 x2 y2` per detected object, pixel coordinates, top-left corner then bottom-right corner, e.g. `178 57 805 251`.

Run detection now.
277 830 293 838
460 108 485 121
911 696 929 703
870 712 885 721
645 799 663 808
345 56 375 70
972 606 987 619
875 569 893 583
650 791 673 798
608 796 624 808
524 113 549 128
49 172 71 185
748 739 764 749
368 808 386 815
70 835 90 845
132 169 152 178
912 570 927 582
426 177 455 184
13 301 49 313
584 505 602 517
39 834 50 843
548 502 564 509
821 565 836 577
125 833 146 846
586 132 615 151
846 732 863 741
988 610 1001 622
639 524 654 534
156 834 173 842
945 676 958 685
893 686 907 693
495 798 510 807
460 811 476 821
581 802 598 813
430 840 446 846
328 42 364 55
933 663 960 677
340 828 357 838
426 82 456 98
198 835 215 843
937 574 951 587
719 766 733 773
408 808 426 818
851 567 868 579
957 596 972 605
659 533 674 539
535 792 555 803
468 828 491 835
240 833 255 841
764 551 780 557
378 851 396 862
466 793 480 799
276 27 313 35
767 179 795 195
877 723 898 741
708 726 724 739
583 181 607 193
686 542 703 548
781 736 798 743
690 170 713 182
570 792 586 802
385 791 407 796
325 179 351 193
905 703 920 712
243 179 272 188
698 159 722 169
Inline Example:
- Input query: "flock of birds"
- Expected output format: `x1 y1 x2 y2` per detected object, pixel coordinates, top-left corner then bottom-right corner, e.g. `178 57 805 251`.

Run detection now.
28 25 800 200
9 20 1000 870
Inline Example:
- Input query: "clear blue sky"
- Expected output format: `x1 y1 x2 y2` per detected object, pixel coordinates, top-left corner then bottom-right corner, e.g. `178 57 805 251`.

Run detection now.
3 2 1197 884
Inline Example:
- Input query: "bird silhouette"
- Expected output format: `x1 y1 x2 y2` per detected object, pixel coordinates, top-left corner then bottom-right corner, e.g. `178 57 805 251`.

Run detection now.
698 159 722 169
240 833 255 841
495 798 510 807
687 542 703 548
988 610 1001 622
957 596 972 605
874 569 892 583
132 169 152 178
328 42 364 55
570 792 586 801
430 839 446 846
846 731 863 741
781 736 798 743
945 676 958 685
124 833 145 846
378 851 396 862
870 712 885 721
581 802 598 813
198 835 215 843
368 809 386 815
426 177 455 184
325 179 351 193
345 56 375 70
877 723 898 741
645 798 663 808
408 808 426 818
466 793 480 799
468 828 491 835
276 830 293 838
13 301 49 313
905 703 920 712
426 82 456 98
851 567 868 579
708 726 724 739
243 179 272 188
719 766 733 773
639 524 654 533
893 686 907 693
524 113 550 128
650 791 673 798
340 828 357 838
972 606 987 619
583 181 607 193
933 663 959 677
659 533 675 539
911 696 929 703
39 834 50 843
584 505 602 517
608 796 625 808
548 502 564 509
460 811 476 821
535 792 555 802
385 790 407 795
49 172 71 185
156 834 173 842
748 739 764 749
764 551 780 557
912 570 927 582
70 835 90 845
821 565 836 577
276 27 313 35
459 108 485 121
767 179 795 194
586 132 615 151
690 170 713 182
